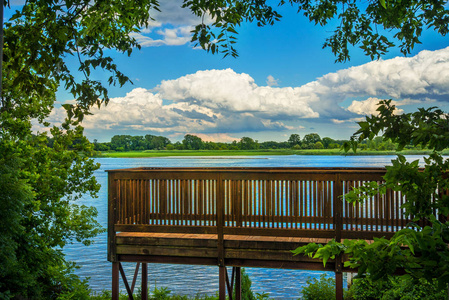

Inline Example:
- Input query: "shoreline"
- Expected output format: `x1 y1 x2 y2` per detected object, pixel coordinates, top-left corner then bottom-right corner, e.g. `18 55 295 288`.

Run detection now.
93 149 448 158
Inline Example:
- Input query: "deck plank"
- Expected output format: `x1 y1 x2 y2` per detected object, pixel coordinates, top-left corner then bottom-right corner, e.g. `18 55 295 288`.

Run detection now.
115 231 335 264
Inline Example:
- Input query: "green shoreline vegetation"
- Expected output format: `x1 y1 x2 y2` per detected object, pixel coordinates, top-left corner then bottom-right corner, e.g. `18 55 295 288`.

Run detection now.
87 271 446 299
95 148 449 158
92 133 449 158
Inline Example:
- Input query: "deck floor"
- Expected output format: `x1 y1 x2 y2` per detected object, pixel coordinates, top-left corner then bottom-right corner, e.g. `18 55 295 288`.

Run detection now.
117 232 331 243
115 232 335 271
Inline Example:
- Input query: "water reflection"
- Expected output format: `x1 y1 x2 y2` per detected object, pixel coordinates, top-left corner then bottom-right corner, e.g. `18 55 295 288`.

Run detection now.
65 155 428 298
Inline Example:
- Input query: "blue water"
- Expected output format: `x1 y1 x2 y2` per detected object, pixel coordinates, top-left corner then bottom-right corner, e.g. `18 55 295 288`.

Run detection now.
64 155 428 298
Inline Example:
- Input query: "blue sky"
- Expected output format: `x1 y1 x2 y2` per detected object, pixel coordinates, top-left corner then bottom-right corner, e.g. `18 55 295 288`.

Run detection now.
20 1 449 143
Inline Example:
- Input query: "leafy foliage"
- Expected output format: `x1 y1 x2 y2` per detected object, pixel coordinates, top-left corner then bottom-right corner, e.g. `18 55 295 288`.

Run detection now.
184 0 449 61
293 240 345 267
347 276 446 300
296 101 449 291
233 268 257 300
0 0 159 298
183 134 205 150
299 273 336 300
184 0 281 58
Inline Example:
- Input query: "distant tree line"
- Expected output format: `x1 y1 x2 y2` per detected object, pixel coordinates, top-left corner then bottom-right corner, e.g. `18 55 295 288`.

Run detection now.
91 133 357 151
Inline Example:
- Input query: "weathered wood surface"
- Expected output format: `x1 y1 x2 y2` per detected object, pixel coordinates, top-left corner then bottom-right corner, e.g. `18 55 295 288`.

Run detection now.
107 167 419 273
115 232 336 271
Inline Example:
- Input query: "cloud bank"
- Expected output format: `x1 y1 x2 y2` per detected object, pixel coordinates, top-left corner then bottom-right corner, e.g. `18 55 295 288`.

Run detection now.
43 47 449 141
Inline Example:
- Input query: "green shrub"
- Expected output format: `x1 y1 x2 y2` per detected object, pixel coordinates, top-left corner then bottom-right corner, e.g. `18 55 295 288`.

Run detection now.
255 292 270 299
234 268 257 300
89 268 267 299
381 277 446 300
300 274 336 300
347 276 393 299
152 286 172 300
347 276 447 300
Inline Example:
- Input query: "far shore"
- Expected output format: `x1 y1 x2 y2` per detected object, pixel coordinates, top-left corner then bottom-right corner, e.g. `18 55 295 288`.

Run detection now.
93 149 449 158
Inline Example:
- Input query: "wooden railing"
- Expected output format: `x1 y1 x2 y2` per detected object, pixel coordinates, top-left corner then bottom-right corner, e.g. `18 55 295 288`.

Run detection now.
107 167 415 249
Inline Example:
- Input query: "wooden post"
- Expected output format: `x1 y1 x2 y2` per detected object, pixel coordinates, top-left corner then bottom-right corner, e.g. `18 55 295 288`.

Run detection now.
335 268 343 300
218 174 226 300
333 173 343 243
130 263 140 293
108 172 118 262
112 262 119 300
141 263 148 300
235 267 241 300
119 263 134 300
219 266 226 300
334 173 344 300
217 174 225 267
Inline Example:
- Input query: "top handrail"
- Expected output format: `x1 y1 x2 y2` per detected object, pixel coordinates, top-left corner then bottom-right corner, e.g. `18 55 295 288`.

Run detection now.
106 166 390 172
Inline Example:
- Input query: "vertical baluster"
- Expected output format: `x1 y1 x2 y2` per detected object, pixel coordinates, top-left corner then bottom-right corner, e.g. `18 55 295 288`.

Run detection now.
125 180 131 224
155 179 159 225
116 180 121 224
276 180 280 229
299 180 304 229
208 180 212 226
266 180 272 228
177 179 180 225
312 180 317 230
257 179 260 228
311 180 316 230
248 180 252 228
281 180 285 229
323 181 328 230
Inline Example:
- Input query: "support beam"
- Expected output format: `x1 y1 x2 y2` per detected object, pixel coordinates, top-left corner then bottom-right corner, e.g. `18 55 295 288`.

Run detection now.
130 263 140 293
112 262 119 300
219 266 226 300
142 263 148 300
335 254 344 300
335 271 343 300
234 267 241 300
225 267 233 300
119 262 134 300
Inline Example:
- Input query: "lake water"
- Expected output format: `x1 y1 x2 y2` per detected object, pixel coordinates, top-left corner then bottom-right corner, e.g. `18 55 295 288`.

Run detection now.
64 155 429 298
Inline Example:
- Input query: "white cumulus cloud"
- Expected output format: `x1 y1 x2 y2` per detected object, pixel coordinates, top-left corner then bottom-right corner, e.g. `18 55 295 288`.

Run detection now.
156 69 320 118
317 47 449 101
39 47 449 141
266 75 279 87
347 97 404 116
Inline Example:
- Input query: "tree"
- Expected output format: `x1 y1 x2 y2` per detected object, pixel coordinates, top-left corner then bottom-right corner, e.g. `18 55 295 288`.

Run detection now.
174 141 185 150
303 133 321 144
145 134 171 150
314 141 324 149
288 134 301 148
239 137 259 150
186 0 449 61
322 137 335 149
260 140 281 149
302 133 322 149
182 134 204 150
111 135 132 151
130 135 146 150
295 100 449 290
0 0 156 297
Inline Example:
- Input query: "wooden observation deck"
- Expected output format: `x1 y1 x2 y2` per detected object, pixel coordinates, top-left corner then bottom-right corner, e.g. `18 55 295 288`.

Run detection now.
107 167 412 300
